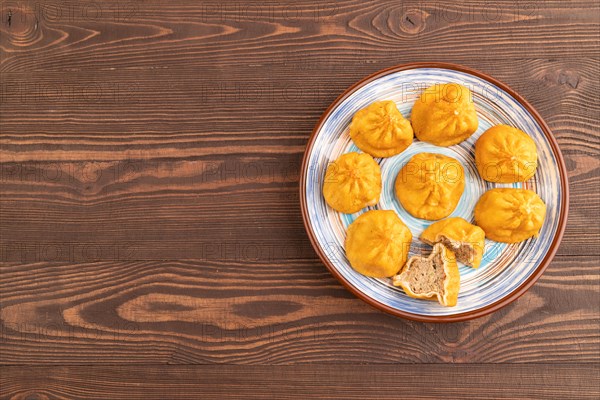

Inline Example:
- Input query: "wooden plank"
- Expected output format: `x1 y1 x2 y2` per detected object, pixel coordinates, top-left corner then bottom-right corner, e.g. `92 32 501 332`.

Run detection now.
1 364 599 399
1 58 598 160
0 145 596 257
1 255 597 364
1 0 598 75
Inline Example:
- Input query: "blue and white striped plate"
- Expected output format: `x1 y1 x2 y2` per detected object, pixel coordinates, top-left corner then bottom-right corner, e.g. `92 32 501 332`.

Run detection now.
300 63 568 322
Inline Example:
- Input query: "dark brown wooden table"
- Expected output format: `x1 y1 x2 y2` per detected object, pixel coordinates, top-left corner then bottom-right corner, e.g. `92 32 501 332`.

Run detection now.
1 1 599 398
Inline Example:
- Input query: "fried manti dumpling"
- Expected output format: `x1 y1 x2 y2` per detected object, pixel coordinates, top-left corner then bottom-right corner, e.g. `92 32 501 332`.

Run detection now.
420 217 485 269
349 100 414 157
475 124 538 183
345 210 412 278
395 153 465 220
323 152 382 214
474 188 546 243
411 83 479 146
392 243 460 307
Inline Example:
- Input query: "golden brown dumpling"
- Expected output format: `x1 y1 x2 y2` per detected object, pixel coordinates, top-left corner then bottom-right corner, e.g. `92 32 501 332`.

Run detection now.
411 83 479 146
323 152 381 214
349 100 413 157
395 153 465 220
474 188 546 243
475 124 538 183
392 243 460 307
345 210 412 278
420 217 485 269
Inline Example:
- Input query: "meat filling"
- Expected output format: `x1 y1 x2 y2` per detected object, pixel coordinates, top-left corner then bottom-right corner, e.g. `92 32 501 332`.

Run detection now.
438 235 476 266
402 251 446 295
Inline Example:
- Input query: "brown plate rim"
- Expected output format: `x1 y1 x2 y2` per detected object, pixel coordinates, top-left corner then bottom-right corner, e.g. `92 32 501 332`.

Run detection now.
299 62 570 323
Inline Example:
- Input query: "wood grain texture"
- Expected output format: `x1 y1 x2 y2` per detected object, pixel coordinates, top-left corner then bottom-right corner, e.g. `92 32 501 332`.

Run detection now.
1 0 598 74
0 143 597 258
0 255 598 364
1 0 599 397
2 364 599 399
1 58 598 160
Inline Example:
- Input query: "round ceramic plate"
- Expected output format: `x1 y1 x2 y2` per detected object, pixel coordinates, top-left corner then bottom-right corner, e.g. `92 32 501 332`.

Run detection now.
300 63 568 322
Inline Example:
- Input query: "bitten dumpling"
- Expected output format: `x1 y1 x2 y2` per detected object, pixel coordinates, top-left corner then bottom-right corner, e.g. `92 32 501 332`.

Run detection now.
395 153 465 220
345 210 412 278
475 124 538 183
474 188 546 243
392 243 460 307
411 83 479 146
349 100 414 157
420 217 485 268
323 152 382 214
